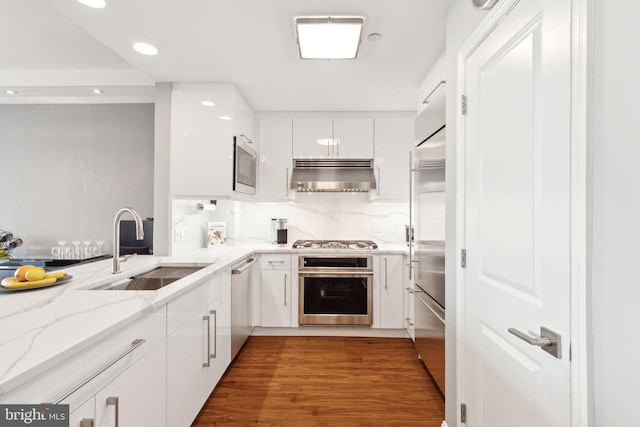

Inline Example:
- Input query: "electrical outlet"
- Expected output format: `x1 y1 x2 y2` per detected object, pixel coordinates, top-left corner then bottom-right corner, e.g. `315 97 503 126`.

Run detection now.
181 228 190 241
372 225 384 233
174 228 181 242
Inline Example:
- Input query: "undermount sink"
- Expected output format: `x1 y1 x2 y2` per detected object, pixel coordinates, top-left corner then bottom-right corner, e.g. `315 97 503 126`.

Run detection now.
88 266 204 290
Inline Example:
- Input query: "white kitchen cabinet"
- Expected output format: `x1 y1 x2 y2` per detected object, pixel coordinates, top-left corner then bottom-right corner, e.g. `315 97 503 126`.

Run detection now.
292 116 374 159
372 116 415 202
259 254 293 327
257 116 293 201
292 117 333 158
170 83 255 199
333 117 374 158
95 340 167 427
69 397 95 427
166 271 231 427
374 254 406 329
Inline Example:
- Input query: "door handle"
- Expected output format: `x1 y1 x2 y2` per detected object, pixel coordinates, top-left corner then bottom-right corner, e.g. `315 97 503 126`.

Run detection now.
203 315 211 367
508 327 561 359
106 397 119 427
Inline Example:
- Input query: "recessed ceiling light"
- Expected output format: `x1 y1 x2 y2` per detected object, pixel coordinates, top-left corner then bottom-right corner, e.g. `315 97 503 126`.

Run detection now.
367 33 382 42
219 116 232 121
201 101 216 107
295 16 364 59
91 88 103 94
133 42 158 56
77 0 106 9
4 89 17 95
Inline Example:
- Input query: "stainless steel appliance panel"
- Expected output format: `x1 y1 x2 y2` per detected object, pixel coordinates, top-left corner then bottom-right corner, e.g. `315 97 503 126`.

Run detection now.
233 136 257 195
413 289 445 394
231 257 256 359
414 242 445 308
298 255 373 326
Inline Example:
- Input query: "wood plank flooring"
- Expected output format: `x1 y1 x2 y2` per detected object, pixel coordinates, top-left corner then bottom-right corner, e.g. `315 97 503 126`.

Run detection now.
193 336 444 426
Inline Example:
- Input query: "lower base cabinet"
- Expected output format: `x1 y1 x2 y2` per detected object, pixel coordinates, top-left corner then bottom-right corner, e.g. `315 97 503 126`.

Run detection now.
69 397 95 427
95 341 167 427
167 271 232 426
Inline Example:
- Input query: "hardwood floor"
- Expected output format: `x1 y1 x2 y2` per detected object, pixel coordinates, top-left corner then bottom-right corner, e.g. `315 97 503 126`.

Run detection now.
193 336 445 426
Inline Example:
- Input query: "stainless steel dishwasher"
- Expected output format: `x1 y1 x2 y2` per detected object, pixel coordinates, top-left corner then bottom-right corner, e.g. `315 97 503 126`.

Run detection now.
230 256 257 359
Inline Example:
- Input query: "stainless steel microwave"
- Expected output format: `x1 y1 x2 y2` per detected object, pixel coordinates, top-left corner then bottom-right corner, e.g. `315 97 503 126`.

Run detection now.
233 136 257 195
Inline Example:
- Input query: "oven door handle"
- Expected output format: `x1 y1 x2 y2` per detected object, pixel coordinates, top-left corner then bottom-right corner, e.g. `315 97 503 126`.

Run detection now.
298 271 374 277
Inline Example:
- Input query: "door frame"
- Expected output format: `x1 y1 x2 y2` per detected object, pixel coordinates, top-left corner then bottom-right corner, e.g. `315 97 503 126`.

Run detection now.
454 0 592 426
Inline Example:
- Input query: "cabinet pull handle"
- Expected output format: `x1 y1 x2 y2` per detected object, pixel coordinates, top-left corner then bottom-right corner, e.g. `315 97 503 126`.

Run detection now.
80 419 95 427
284 274 288 306
405 317 415 326
49 339 145 404
203 315 211 367
384 258 388 291
210 309 217 360
268 260 285 264
377 167 381 196
106 396 119 427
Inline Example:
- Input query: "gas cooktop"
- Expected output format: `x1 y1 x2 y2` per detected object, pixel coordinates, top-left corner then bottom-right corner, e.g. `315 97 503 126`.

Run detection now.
291 240 378 250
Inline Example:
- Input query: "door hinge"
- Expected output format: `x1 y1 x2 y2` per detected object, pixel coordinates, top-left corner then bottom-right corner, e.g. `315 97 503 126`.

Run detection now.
461 94 467 115
461 403 467 423
461 249 466 268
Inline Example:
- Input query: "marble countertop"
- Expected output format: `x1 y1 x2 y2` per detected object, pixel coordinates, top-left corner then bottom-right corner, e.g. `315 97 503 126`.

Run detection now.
0 244 408 396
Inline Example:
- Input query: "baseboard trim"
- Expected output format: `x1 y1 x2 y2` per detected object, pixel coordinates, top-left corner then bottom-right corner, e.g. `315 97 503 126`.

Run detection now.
251 326 410 338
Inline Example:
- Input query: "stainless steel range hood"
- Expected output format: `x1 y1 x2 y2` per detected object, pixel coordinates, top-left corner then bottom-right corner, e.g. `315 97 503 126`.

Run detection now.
290 159 377 192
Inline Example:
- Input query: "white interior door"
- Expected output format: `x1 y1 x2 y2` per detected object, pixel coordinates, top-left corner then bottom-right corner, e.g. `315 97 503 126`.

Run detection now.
460 0 571 426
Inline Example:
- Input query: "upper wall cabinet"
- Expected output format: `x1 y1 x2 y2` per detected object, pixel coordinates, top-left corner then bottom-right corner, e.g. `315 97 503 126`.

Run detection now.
257 116 294 201
372 116 415 202
292 116 374 159
170 83 255 199
416 54 446 145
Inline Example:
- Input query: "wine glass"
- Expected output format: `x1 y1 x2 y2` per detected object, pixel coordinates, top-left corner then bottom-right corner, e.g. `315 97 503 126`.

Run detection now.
95 240 105 255
82 240 92 257
71 240 81 258
57 240 69 258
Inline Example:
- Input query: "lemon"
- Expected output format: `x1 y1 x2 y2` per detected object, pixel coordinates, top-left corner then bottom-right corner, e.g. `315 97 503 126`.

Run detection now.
15 265 37 282
25 267 46 282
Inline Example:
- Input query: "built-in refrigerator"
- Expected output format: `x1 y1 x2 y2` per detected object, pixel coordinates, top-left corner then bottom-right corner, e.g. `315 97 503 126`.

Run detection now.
409 126 446 396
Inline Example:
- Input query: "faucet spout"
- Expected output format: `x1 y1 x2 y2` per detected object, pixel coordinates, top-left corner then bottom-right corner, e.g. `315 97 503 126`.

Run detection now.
112 207 144 274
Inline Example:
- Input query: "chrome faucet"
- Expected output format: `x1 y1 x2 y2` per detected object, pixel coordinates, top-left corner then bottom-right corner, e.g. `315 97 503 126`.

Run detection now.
112 207 144 274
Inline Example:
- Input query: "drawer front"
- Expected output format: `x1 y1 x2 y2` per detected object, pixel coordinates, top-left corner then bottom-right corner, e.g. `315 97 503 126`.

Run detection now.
260 253 291 270
0 306 166 411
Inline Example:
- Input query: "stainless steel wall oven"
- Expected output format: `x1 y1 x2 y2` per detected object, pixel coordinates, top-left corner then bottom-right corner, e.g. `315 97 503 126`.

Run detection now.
298 255 373 326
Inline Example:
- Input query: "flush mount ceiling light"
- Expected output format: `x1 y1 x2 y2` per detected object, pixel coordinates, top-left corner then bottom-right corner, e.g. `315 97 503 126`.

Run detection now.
219 116 232 121
201 101 216 107
91 88 103 94
295 16 365 59
77 0 106 8
133 42 158 56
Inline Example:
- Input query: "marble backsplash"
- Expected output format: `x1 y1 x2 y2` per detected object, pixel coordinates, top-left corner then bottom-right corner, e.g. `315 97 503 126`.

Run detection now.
171 193 412 255
236 193 410 245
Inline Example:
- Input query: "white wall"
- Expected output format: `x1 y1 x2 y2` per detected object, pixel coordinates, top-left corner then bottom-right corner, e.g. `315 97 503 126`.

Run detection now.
591 1 640 425
0 104 154 257
444 2 489 426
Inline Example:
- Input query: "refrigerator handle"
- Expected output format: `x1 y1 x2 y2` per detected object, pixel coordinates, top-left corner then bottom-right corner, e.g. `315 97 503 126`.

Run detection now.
408 150 414 280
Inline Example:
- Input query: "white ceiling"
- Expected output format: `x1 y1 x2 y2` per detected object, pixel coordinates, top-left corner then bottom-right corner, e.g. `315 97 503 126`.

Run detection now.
0 0 450 111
